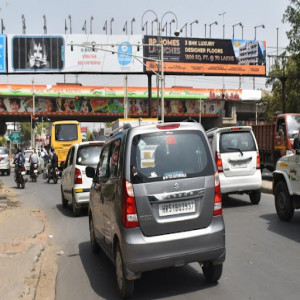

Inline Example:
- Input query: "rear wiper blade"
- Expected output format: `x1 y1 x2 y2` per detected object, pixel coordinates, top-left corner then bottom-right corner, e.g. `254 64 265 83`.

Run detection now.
226 147 243 156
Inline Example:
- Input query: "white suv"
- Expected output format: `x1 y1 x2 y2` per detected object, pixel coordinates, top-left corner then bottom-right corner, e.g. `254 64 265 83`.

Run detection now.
61 141 104 216
207 126 262 204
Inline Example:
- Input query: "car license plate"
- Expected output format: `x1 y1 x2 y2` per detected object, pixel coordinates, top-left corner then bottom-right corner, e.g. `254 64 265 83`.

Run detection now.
231 162 247 168
21 171 26 175
159 200 195 216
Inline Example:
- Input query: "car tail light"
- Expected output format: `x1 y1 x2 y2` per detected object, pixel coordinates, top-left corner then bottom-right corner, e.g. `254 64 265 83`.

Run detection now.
157 124 180 130
74 168 82 184
122 180 139 228
215 152 223 172
230 127 242 131
256 151 260 169
213 171 222 216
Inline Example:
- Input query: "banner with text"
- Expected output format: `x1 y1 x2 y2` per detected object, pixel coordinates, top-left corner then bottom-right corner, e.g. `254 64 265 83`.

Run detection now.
7 35 144 73
143 36 266 76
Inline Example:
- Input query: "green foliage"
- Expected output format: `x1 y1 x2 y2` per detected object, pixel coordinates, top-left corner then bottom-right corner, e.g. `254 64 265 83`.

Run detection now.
0 136 7 146
283 0 300 53
20 122 31 145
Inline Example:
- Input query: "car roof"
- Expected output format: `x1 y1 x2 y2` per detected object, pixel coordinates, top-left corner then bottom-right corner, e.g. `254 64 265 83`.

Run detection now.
206 126 253 135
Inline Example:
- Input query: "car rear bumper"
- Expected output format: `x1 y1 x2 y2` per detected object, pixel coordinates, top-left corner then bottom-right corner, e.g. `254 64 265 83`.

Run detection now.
219 170 262 194
74 189 90 205
120 216 225 274
0 163 10 170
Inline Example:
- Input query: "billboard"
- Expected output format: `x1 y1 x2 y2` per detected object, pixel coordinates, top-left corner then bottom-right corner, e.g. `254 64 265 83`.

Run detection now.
0 35 7 73
7 35 144 73
143 36 266 76
9 35 64 71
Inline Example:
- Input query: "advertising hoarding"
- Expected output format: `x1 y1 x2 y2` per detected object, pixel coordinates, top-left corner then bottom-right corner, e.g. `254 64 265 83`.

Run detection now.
7 35 144 73
143 36 266 76
0 35 7 73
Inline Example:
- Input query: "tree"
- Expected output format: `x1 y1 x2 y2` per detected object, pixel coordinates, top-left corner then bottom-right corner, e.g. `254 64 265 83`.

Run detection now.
20 122 31 147
283 0 300 53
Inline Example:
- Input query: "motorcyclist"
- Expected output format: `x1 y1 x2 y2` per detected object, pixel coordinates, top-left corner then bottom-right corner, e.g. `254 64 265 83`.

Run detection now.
13 148 25 179
47 147 58 176
29 149 39 176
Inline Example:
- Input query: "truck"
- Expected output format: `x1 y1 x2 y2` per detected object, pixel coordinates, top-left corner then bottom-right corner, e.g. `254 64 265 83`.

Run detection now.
252 113 300 171
273 141 300 221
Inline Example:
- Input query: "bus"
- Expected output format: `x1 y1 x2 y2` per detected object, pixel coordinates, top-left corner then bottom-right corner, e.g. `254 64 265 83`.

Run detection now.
50 120 82 167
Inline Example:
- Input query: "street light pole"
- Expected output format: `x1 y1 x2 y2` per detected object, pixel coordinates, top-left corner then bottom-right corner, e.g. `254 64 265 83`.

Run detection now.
21 14 26 34
82 20 87 34
190 20 198 37
232 22 242 39
103 20 107 35
110 17 114 35
123 21 128 35
180 23 187 37
90 16 94 34
1 18 5 34
209 21 218 38
68 15 72 34
131 18 135 35
43 14 47 34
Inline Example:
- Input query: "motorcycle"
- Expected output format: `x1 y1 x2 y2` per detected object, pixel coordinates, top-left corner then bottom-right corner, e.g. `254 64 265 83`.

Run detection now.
30 163 38 182
15 165 26 189
46 165 59 184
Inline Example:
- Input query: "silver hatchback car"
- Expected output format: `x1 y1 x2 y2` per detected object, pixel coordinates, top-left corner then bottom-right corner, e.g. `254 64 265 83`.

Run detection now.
86 121 225 298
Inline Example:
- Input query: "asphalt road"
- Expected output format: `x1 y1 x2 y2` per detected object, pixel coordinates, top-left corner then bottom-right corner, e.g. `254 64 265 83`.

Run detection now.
1 173 300 300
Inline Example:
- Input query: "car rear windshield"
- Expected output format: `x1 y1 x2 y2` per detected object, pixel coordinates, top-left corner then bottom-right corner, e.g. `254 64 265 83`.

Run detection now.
24 151 33 159
76 145 102 166
220 131 256 153
0 148 8 154
55 124 78 141
130 130 214 183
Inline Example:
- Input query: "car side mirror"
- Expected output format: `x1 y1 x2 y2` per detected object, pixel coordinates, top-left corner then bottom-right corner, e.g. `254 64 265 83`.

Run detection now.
86 166 95 178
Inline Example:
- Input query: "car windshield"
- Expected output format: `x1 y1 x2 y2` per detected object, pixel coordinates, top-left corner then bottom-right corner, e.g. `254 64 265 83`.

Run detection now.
0 148 8 155
55 124 78 141
76 145 102 166
130 130 214 183
24 151 33 159
287 115 300 139
220 131 256 153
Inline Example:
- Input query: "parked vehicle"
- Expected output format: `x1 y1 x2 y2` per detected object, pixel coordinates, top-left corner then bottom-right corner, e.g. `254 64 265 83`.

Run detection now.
14 165 26 189
273 136 300 221
0 147 10 175
61 141 104 216
30 163 38 182
206 126 262 204
86 121 225 298
252 113 300 171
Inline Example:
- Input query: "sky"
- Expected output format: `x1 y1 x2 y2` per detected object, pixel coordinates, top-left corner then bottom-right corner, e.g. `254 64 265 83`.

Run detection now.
0 0 292 91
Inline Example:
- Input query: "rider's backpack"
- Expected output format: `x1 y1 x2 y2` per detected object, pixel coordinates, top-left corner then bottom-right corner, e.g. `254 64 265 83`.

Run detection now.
17 154 25 166
52 152 58 166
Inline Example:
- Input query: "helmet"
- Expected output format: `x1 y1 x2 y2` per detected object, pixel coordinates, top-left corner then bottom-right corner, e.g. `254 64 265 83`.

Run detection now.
17 148 21 153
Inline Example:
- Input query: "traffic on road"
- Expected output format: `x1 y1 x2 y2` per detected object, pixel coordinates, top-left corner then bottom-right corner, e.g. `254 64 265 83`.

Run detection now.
1 119 300 299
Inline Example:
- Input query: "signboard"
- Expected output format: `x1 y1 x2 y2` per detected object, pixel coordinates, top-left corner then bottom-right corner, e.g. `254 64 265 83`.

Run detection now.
0 35 7 73
63 34 143 73
7 34 143 73
8 35 64 72
143 36 266 76
9 131 21 144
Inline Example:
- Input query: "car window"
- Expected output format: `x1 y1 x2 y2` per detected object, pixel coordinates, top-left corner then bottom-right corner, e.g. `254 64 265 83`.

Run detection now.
65 148 71 168
76 145 102 166
109 139 121 178
0 148 8 155
68 148 75 166
24 151 33 159
97 145 109 179
220 131 256 153
130 130 214 183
